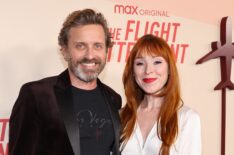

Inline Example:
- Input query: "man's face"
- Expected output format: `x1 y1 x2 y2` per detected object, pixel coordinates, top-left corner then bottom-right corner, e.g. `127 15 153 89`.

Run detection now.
63 24 107 83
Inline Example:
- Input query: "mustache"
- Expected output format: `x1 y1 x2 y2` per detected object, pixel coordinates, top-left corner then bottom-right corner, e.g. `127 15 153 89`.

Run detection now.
79 58 101 64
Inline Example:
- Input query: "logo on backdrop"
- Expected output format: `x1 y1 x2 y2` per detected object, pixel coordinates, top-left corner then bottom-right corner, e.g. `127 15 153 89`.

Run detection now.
114 4 169 17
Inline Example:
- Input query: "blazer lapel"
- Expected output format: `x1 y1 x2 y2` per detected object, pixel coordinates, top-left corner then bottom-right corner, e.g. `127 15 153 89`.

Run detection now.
54 70 80 155
107 98 121 155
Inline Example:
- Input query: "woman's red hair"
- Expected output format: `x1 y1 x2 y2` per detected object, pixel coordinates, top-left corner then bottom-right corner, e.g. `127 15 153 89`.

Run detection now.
121 34 182 155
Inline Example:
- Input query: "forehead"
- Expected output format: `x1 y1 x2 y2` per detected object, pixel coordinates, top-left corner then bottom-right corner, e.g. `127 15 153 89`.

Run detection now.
134 55 165 61
134 48 169 64
68 24 105 43
136 48 163 58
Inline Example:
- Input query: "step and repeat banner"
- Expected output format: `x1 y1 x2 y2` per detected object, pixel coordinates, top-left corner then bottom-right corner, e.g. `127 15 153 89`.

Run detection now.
0 0 233 154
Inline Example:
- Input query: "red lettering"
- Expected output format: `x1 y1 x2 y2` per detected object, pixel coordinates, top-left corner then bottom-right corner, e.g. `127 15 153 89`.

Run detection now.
143 21 149 36
171 23 180 42
116 28 122 40
171 44 180 62
125 20 181 42
134 21 140 41
107 45 114 62
124 6 132 15
0 119 9 141
132 6 138 15
125 42 135 62
180 44 189 63
117 42 126 62
0 143 8 155
161 22 171 42
171 44 189 63
114 4 138 15
114 4 124 14
109 28 122 40
150 22 160 36
109 41 137 62
125 20 135 40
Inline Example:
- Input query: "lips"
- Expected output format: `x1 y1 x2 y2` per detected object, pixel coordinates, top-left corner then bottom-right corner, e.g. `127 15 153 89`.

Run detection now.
80 58 100 68
81 62 96 67
143 78 157 83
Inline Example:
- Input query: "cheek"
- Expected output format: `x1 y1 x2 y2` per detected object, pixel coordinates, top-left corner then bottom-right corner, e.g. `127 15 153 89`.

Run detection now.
134 76 141 86
99 52 107 60
133 73 144 89
162 74 169 85
71 51 85 61
133 66 144 76
133 66 147 85
161 70 169 85
62 51 70 61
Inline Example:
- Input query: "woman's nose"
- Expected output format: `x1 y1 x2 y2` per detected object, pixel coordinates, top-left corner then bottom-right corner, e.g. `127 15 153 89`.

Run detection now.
145 64 154 74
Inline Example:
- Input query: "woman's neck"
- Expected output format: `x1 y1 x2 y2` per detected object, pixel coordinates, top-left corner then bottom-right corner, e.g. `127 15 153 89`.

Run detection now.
139 95 164 110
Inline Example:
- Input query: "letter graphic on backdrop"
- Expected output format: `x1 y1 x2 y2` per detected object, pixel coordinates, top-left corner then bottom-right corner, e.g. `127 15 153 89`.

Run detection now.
0 119 9 155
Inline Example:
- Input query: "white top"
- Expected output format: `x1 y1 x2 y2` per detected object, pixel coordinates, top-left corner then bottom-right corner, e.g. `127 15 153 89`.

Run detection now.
121 106 201 155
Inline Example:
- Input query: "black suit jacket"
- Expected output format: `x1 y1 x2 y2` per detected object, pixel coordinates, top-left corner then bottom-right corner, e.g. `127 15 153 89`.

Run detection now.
9 70 122 155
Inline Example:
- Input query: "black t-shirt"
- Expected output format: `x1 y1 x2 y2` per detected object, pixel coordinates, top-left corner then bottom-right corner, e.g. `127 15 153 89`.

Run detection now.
72 86 114 155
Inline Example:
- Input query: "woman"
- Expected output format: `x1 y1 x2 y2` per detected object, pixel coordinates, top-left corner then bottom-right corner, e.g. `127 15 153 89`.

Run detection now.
120 34 201 155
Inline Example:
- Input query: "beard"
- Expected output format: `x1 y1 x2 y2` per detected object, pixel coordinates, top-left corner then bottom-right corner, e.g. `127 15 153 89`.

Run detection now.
68 57 106 83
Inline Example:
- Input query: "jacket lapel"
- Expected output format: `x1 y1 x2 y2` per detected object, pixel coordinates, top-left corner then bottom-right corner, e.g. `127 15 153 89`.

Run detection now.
54 70 80 155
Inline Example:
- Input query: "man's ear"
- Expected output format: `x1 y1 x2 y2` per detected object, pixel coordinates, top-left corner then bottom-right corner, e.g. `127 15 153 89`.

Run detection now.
60 46 69 61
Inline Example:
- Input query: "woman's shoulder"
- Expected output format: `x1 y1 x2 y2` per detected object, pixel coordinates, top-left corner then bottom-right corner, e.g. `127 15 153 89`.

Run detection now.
178 105 201 125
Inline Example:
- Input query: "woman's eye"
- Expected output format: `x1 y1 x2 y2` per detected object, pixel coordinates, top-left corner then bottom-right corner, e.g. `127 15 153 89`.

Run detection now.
154 61 162 65
135 62 144 66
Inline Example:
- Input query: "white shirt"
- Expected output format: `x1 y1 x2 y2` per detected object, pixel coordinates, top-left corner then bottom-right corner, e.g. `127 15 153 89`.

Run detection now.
121 106 201 155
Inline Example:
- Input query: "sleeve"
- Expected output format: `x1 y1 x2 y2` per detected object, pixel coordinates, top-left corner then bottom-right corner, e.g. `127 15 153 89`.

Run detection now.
178 109 202 155
9 84 40 155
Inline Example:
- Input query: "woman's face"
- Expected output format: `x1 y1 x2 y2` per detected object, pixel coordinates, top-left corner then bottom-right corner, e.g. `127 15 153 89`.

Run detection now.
133 54 169 95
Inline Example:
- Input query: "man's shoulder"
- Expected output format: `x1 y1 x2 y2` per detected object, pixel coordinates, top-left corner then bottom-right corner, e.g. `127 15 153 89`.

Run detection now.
101 82 118 95
23 75 58 87
19 75 60 94
98 81 122 109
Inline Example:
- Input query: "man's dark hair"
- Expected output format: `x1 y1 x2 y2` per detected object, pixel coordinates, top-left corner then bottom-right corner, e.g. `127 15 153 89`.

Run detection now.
58 9 112 48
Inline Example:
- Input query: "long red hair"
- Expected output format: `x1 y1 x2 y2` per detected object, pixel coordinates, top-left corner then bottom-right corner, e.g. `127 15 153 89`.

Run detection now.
121 34 182 155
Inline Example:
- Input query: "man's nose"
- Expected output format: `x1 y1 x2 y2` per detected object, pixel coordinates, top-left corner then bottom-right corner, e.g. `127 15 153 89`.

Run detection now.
85 47 95 59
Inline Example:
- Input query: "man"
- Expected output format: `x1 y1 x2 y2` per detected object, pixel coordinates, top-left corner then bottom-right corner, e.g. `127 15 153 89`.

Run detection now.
9 9 122 155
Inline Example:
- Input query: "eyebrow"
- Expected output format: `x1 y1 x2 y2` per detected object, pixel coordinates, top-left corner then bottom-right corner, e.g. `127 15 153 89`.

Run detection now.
135 56 163 59
73 41 105 44
73 41 85 45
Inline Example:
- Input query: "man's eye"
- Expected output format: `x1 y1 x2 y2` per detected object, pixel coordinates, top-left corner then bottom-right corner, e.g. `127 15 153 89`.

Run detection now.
94 44 103 50
76 43 85 49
